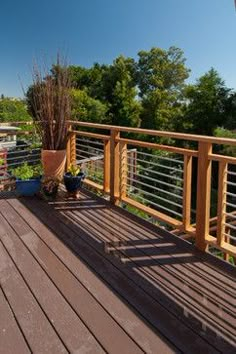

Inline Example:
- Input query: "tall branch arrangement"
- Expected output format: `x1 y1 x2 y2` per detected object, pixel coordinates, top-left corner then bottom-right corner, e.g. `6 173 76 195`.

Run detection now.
27 55 71 150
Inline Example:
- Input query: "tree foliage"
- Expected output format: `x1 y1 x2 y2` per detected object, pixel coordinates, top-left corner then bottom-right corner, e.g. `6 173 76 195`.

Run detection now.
180 68 230 135
0 97 31 122
23 46 236 140
137 47 189 131
71 89 108 123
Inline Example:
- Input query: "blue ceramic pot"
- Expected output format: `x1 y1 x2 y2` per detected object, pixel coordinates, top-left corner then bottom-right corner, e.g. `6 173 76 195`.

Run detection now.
64 172 85 193
15 178 41 196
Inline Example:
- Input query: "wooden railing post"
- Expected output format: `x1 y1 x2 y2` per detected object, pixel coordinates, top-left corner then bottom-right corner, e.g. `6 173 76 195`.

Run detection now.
103 140 111 193
110 130 120 205
183 155 192 231
66 133 71 170
120 142 128 199
70 132 76 166
195 142 212 251
216 161 227 247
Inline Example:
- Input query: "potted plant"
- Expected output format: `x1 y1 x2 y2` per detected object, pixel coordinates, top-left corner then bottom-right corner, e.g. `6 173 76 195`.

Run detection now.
41 177 60 199
11 163 42 196
26 54 71 181
64 164 85 198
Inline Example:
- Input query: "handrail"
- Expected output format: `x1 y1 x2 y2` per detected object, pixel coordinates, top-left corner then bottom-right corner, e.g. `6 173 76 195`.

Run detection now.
68 120 236 146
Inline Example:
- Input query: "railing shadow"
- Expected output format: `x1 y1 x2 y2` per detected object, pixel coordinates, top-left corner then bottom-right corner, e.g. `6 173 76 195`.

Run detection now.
19 190 236 353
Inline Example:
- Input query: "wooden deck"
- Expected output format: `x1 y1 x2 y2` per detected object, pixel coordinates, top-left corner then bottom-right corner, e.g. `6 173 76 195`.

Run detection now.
0 189 235 354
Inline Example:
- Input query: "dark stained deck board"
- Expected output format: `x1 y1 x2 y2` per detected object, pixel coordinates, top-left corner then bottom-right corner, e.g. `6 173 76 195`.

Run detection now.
79 205 236 319
65 201 236 351
0 190 235 353
0 203 106 354
9 198 178 354
16 195 234 353
79 203 236 305
0 235 67 354
0 201 147 354
0 287 30 354
72 206 236 337
7 198 177 354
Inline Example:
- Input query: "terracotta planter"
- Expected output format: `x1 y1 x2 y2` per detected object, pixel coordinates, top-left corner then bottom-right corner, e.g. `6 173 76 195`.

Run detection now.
41 150 66 180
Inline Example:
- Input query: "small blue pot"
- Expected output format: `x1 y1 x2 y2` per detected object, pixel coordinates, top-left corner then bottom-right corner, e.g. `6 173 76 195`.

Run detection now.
15 178 41 196
64 172 85 193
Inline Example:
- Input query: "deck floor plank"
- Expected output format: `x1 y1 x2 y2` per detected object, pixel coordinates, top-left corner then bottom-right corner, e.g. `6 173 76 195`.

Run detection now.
0 189 235 354
69 203 236 351
0 201 105 354
8 197 176 354
1 200 146 354
19 195 228 353
0 287 30 354
78 205 236 333
0 235 68 354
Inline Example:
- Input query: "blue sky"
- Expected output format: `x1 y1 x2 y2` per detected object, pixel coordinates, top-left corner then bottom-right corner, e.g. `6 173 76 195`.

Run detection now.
0 0 235 97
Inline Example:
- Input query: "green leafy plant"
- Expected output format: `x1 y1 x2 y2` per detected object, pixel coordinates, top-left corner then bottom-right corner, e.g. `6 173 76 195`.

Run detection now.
11 163 42 180
0 158 4 166
68 164 81 176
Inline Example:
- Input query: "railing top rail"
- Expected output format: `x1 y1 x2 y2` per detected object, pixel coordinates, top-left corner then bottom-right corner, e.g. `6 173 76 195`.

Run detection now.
0 121 33 125
2 120 236 147
68 120 236 146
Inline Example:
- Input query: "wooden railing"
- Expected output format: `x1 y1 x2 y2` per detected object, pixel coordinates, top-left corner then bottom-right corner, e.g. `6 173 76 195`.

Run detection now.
67 121 236 261
1 120 235 262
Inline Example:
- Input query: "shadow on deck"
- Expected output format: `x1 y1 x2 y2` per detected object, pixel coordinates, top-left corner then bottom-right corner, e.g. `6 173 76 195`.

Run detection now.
0 189 235 353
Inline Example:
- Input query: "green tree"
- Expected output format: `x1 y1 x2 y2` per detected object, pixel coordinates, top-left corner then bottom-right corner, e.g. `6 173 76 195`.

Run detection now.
222 92 236 130
0 97 31 122
181 68 230 136
70 89 108 123
106 56 140 126
69 56 141 127
137 46 189 131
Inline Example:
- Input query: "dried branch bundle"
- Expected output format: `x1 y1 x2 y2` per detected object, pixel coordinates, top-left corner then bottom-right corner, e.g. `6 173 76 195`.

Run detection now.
28 55 71 150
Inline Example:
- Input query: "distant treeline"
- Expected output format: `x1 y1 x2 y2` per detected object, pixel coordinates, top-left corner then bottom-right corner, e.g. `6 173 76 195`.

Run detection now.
1 46 236 145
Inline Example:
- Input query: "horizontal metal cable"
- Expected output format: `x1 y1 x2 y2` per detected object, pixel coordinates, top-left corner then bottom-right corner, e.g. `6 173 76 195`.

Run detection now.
76 148 103 158
225 201 236 209
224 212 236 220
131 157 184 178
224 222 236 231
223 232 236 241
226 181 236 187
125 176 183 200
76 153 104 164
80 160 104 169
225 191 236 198
125 183 183 209
7 143 34 149
122 168 183 191
124 157 184 174
136 150 184 164
126 189 182 218
76 153 89 160
227 170 236 176
7 153 40 162
76 138 104 147
7 148 41 155
76 144 104 154
127 161 183 182
8 159 40 167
